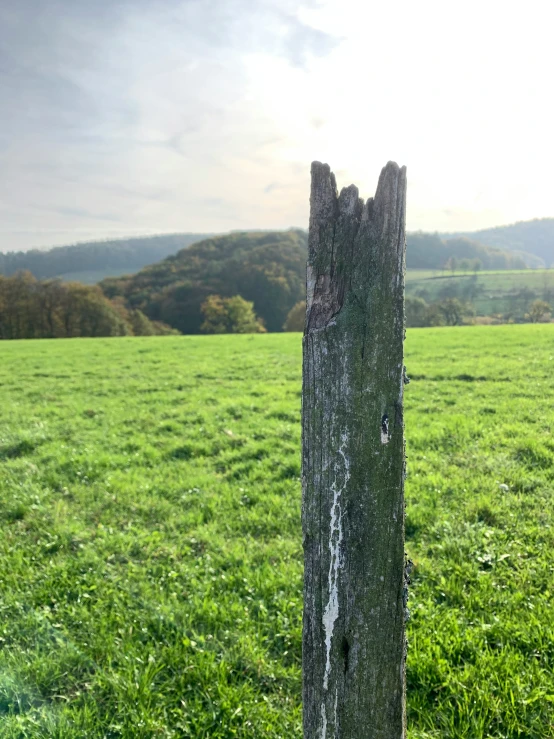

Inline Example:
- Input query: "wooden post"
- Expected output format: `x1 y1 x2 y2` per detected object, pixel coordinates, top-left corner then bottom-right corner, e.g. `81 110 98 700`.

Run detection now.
302 161 408 738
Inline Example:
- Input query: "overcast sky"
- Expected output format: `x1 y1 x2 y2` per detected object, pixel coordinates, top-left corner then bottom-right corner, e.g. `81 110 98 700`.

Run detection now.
1 0 552 251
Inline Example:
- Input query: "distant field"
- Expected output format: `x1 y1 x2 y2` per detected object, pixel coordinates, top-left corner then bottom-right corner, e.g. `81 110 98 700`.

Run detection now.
1 328 553 737
406 268 554 315
405 268 536 282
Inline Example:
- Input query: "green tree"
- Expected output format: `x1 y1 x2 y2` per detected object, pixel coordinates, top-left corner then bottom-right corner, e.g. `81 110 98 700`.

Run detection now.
526 299 552 323
129 309 156 336
37 280 66 337
150 320 181 336
225 296 266 333
459 258 472 272
0 276 147 340
405 297 430 327
200 295 230 334
0 271 39 339
435 298 475 326
516 287 537 317
200 295 266 334
283 301 306 331
511 255 527 269
445 256 458 273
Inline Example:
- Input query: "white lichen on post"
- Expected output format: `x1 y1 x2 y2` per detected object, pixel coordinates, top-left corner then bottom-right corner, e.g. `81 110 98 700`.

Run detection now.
302 161 407 739
322 433 349 693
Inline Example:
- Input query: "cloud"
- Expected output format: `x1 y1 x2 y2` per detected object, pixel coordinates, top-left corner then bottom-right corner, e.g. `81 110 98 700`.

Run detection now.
0 0 345 251
280 12 340 67
0 0 552 251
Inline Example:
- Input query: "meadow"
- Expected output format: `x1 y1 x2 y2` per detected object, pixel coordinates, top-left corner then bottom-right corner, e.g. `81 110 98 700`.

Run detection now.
1 327 553 738
406 269 554 316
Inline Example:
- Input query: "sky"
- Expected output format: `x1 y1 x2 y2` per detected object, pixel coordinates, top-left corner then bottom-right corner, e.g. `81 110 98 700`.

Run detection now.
1 0 553 251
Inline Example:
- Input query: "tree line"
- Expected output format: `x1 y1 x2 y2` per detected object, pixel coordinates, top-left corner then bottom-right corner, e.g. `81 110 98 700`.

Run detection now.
405 296 552 327
281 294 552 332
2 230 550 339
0 272 178 339
2 272 550 340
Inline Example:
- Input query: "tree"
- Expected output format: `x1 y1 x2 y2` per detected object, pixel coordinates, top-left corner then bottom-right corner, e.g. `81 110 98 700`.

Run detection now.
459 258 472 272
200 295 230 334
516 287 537 316
526 299 552 323
405 296 430 327
435 297 474 326
283 301 306 331
37 280 66 337
511 255 527 269
69 285 130 337
445 256 458 273
200 294 266 334
129 309 156 336
0 274 179 339
0 271 39 339
150 320 181 336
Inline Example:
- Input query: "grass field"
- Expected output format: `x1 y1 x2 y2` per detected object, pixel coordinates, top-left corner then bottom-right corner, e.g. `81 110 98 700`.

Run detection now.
406 269 554 316
1 327 553 738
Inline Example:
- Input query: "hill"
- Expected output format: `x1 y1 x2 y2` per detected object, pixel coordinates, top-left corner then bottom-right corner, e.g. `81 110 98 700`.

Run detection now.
1 223 540 297
0 223 540 287
406 233 542 270
100 229 539 334
100 230 308 334
0 233 213 283
443 218 554 267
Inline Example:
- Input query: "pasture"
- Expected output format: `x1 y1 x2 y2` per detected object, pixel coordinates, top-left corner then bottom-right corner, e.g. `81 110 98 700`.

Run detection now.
406 268 554 316
1 327 553 738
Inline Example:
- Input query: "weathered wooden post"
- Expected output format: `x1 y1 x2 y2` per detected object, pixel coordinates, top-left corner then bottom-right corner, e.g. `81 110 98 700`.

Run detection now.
302 161 408 738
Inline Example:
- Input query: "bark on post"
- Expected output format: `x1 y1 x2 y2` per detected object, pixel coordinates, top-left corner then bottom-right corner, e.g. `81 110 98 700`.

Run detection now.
302 161 408 739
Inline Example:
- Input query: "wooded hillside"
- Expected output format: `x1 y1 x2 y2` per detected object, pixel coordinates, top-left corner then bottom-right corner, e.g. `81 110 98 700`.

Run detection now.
101 230 308 334
443 218 554 267
99 229 537 334
2 224 548 336
407 233 542 269
1 219 548 286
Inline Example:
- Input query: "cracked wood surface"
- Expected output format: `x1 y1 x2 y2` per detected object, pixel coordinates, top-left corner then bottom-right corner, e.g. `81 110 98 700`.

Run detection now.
302 161 407 739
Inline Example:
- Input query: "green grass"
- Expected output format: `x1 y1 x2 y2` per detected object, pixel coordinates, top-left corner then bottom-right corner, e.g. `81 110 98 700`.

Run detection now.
0 327 553 738
406 268 554 315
